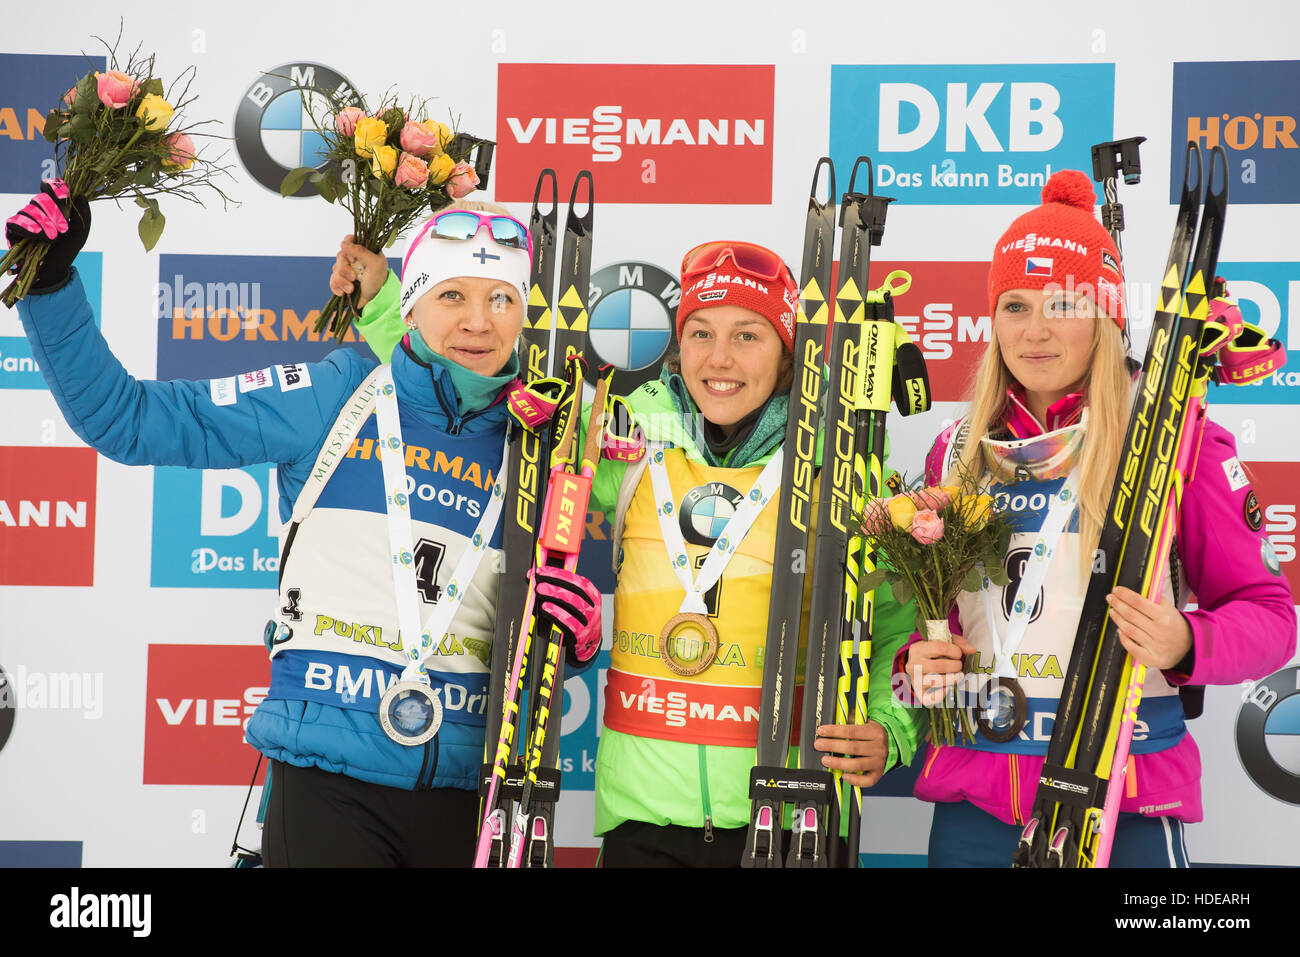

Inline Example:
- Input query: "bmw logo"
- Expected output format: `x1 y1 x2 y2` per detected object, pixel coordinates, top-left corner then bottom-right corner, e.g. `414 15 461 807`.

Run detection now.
586 261 678 394
680 482 745 547
1236 665 1300 805
234 63 361 197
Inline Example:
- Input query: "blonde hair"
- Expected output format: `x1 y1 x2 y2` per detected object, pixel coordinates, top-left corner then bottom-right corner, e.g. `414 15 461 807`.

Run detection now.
446 197 511 215
948 316 1131 561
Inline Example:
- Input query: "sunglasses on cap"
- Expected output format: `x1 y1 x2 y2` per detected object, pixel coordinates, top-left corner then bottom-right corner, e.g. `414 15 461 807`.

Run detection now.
680 240 794 286
409 210 533 260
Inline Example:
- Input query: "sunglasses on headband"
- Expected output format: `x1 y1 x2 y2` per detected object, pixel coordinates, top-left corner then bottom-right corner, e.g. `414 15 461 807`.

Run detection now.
680 240 793 285
409 210 533 260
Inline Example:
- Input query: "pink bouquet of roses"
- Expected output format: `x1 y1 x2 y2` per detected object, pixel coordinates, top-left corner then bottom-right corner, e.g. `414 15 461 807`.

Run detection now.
279 90 494 341
857 478 1013 744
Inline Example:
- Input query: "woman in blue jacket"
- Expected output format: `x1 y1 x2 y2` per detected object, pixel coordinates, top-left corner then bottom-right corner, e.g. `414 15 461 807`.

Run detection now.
7 183 601 866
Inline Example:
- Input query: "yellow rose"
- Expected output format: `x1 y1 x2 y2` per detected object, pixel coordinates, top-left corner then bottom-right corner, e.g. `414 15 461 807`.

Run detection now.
353 116 388 158
887 495 917 531
957 493 997 529
427 152 455 185
135 93 174 131
370 144 397 178
421 119 452 151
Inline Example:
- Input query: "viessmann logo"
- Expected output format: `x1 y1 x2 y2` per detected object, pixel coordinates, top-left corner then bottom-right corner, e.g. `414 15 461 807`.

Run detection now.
828 260 991 402
143 644 271 785
495 64 774 204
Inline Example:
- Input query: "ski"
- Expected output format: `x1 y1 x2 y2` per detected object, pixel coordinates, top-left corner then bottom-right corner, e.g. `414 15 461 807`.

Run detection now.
840 268 931 864
1013 143 1227 868
515 170 595 867
787 156 887 868
476 170 594 868
478 169 560 868
743 157 837 868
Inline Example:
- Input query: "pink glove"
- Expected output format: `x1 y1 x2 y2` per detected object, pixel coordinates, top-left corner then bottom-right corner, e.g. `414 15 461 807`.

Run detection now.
531 565 602 667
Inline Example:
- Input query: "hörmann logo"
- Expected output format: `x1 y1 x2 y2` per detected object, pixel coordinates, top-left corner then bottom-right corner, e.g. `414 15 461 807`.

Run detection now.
1172 61 1300 204
496 64 774 203
830 63 1114 204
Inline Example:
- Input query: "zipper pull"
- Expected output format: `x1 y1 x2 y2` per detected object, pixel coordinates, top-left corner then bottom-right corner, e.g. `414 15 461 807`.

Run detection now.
703 814 714 844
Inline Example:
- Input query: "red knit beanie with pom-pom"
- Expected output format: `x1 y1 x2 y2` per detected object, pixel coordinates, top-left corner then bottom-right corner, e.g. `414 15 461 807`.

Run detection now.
987 169 1126 330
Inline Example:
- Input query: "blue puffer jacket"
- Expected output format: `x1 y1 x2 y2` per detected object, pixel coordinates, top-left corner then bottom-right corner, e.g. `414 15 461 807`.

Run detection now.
19 268 512 791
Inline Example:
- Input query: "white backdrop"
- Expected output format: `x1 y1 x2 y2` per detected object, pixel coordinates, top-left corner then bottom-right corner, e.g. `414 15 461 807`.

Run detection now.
1 0 1297 867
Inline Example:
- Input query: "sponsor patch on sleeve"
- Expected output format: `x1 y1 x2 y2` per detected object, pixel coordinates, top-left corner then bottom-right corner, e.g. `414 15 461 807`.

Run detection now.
1244 490 1263 531
1222 456 1249 492
1261 539 1282 576
276 363 312 392
238 368 274 393
210 376 237 407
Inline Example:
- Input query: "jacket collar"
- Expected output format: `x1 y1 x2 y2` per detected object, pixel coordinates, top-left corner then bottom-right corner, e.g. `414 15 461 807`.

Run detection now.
390 336 510 434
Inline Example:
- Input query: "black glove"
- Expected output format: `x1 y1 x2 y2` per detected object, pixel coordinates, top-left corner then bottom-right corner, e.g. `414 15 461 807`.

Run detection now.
5 180 91 292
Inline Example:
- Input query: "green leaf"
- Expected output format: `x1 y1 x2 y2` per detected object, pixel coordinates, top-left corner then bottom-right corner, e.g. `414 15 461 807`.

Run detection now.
138 206 165 252
134 166 157 187
316 175 337 204
308 171 324 184
68 113 95 146
962 567 984 592
43 111 63 143
279 165 315 197
987 566 1011 587
144 77 164 97
860 568 888 593
72 74 98 115
892 579 914 607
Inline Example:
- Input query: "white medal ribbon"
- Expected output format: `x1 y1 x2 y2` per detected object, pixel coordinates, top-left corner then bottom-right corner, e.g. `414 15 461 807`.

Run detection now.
646 445 784 616
978 473 1079 680
373 366 509 683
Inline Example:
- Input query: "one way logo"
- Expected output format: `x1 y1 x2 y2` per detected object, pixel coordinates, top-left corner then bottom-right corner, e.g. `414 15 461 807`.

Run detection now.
143 645 270 785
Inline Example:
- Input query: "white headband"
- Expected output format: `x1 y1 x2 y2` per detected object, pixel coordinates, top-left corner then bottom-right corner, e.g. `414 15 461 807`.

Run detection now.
399 221 531 318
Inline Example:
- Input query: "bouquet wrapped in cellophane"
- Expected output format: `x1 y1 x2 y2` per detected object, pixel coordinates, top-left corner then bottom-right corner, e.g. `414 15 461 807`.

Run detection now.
1 36 230 306
279 89 494 342
856 476 1014 744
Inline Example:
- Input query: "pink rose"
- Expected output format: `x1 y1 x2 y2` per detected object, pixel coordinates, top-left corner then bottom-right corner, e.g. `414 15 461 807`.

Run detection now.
858 499 891 536
162 131 196 170
910 486 952 511
96 70 138 110
398 120 442 158
444 161 479 199
394 151 429 189
335 106 364 136
910 509 945 545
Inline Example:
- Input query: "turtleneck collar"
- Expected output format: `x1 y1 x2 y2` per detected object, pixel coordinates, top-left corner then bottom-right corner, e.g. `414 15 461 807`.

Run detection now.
403 327 519 414
1003 383 1086 438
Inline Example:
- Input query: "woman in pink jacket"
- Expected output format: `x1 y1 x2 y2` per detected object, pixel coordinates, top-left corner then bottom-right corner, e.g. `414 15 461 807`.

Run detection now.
902 170 1296 867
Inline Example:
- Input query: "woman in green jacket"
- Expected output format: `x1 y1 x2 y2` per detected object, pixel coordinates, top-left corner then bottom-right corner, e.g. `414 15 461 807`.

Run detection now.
334 235 924 867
